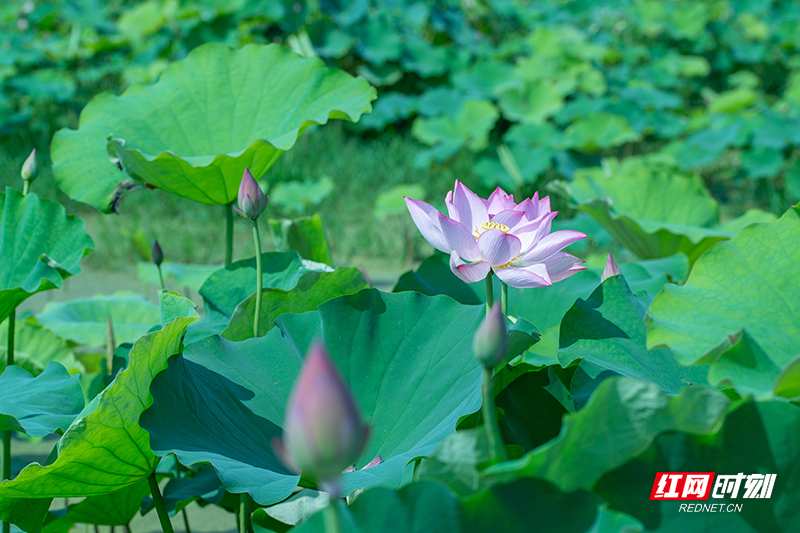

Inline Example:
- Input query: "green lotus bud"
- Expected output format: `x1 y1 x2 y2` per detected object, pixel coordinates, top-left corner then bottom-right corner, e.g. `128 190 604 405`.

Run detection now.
280 342 370 486
21 149 37 182
473 303 508 368
151 240 164 266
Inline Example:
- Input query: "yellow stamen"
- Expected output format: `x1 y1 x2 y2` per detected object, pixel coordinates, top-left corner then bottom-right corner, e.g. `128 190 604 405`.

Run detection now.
495 254 521 269
481 221 510 233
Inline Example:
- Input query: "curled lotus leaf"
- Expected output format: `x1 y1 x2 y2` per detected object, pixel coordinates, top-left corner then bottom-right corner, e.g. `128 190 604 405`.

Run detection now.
51 43 376 211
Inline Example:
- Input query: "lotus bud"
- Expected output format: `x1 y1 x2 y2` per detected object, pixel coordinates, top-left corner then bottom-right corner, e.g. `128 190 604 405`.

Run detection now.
151 240 164 266
233 167 268 219
473 303 508 368
282 342 370 487
601 253 621 281
21 149 37 183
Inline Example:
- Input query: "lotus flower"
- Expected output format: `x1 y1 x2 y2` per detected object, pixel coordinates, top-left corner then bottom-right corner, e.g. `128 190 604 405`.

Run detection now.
405 181 586 288
234 167 268 219
279 342 370 486
473 303 508 368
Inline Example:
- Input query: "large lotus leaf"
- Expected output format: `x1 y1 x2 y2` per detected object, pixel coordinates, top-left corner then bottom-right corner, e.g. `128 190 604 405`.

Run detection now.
221 267 369 341
0 292 197 532
0 363 84 436
51 43 376 211
559 274 708 394
42 480 150 530
553 159 775 263
36 293 161 348
141 289 484 505
595 400 800 531
184 251 333 344
0 317 79 375
647 205 800 388
483 378 729 492
0 189 94 324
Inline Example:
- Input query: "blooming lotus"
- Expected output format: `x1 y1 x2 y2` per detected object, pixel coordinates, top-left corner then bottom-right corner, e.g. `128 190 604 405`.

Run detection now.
404 181 586 288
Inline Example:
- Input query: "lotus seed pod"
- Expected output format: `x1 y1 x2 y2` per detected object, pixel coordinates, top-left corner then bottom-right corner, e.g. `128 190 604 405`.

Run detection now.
151 240 164 266
21 149 38 182
282 342 370 484
473 303 508 368
233 167 268 219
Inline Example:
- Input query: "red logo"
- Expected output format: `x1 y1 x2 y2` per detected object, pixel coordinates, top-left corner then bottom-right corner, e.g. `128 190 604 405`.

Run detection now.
650 472 715 500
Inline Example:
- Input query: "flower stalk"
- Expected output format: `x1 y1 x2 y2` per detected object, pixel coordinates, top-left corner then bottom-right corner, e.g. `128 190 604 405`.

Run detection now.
482 366 507 464
2 311 14 533
501 281 508 317
485 273 494 317
252 220 262 338
147 472 175 533
239 494 253 533
225 203 234 266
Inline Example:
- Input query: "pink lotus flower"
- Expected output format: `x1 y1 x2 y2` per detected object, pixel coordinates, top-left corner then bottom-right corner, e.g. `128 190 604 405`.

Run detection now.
405 181 586 288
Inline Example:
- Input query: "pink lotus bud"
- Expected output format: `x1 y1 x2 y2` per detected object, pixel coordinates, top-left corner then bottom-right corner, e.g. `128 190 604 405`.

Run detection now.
601 253 621 281
21 149 37 182
473 303 508 368
233 168 267 219
282 342 370 485
151 240 164 266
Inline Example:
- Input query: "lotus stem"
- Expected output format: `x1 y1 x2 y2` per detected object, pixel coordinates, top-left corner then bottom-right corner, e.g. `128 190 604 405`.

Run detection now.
225 203 234 266
252 220 263 338
147 472 175 533
106 317 115 375
239 494 253 533
323 502 341 533
1 312 14 533
482 366 507 464
182 507 192 533
501 281 508 317
173 458 192 533
125 523 132 533
157 264 166 291
485 273 494 317
22 181 29 196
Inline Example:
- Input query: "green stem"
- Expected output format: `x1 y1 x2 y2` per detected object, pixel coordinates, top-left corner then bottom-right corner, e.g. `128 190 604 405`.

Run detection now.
482 366 507 464
239 494 253 533
22 181 30 196
225 203 234 266
252 220 263 338
182 507 192 533
501 281 508 317
125 524 132 533
173 458 191 533
147 472 175 533
157 265 166 291
2 312 15 533
485 273 494 316
323 503 341 533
